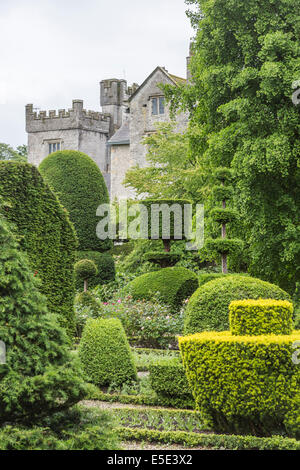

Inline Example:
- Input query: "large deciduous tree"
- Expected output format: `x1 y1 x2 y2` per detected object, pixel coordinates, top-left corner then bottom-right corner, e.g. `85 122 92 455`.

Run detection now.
167 0 300 293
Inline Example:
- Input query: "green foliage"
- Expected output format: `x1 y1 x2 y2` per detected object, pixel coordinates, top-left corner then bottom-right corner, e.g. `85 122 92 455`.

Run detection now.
74 259 97 280
0 407 119 450
179 331 300 436
170 0 300 292
124 122 197 200
0 162 77 335
184 275 290 334
99 296 183 349
229 299 294 336
126 267 199 310
79 318 137 386
133 198 191 240
212 185 233 202
118 427 300 450
198 272 228 287
76 251 115 289
0 211 87 425
205 238 244 255
75 291 102 312
0 143 27 162
39 150 111 252
144 252 180 268
210 208 238 225
149 358 194 407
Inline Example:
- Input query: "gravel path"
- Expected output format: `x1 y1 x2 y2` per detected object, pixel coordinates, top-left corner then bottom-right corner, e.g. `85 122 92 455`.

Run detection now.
81 400 189 412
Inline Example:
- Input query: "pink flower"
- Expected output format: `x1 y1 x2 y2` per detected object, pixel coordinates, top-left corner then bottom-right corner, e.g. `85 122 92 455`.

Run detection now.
117 299 122 303
103 302 108 305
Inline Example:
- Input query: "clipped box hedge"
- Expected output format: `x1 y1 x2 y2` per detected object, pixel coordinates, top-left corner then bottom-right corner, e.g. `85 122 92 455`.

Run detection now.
179 331 300 436
149 358 194 408
79 318 137 387
229 299 294 336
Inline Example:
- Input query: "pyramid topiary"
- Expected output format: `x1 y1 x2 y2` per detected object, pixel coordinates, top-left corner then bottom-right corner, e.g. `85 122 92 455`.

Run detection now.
0 210 87 425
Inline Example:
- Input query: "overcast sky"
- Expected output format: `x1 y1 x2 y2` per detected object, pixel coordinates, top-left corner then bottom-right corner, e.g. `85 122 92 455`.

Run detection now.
0 0 194 148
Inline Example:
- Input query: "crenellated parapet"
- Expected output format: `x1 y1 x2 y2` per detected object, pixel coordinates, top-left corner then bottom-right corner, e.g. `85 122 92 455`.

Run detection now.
26 100 111 134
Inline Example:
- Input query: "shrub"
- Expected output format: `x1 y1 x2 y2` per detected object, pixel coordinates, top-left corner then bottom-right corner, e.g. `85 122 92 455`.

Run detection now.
0 210 87 425
79 318 137 386
179 331 300 436
184 275 290 334
76 251 115 289
74 259 97 292
149 358 194 408
126 267 199 310
99 296 183 349
144 252 180 268
0 408 119 450
75 291 102 312
0 162 77 335
229 299 294 336
39 150 112 252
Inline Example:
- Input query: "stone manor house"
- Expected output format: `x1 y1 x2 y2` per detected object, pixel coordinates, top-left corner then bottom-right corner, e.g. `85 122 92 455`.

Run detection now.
26 52 190 201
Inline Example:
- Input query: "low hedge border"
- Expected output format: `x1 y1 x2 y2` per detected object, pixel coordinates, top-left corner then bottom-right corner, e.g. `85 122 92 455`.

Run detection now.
85 386 194 409
117 427 300 450
133 348 180 356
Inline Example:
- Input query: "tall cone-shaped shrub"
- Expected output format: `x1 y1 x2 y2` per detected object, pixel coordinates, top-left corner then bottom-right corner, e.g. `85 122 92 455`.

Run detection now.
0 210 87 425
206 168 243 273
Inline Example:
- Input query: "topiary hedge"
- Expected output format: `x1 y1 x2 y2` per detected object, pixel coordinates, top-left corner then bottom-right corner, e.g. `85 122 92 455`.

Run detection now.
229 299 294 336
76 251 115 289
179 331 300 436
79 318 137 386
184 275 290 334
149 358 194 408
125 267 199 310
39 150 112 252
0 162 77 336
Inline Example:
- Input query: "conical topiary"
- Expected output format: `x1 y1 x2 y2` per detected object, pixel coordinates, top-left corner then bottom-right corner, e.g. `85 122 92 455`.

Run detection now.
0 210 87 425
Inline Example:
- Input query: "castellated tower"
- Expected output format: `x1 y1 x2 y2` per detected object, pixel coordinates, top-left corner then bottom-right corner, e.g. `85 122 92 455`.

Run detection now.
26 99 112 188
100 79 130 135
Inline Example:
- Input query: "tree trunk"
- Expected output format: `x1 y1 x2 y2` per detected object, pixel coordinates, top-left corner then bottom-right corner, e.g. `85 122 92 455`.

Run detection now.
163 239 171 252
84 279 88 293
222 254 228 274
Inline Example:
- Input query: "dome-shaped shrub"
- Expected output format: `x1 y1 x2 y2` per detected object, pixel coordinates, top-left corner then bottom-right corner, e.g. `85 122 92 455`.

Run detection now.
39 150 112 252
76 251 115 289
126 267 199 310
184 275 291 334
79 318 137 386
0 162 77 336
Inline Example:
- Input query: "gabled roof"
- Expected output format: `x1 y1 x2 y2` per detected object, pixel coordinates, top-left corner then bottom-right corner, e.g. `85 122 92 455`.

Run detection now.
107 119 130 146
128 66 186 102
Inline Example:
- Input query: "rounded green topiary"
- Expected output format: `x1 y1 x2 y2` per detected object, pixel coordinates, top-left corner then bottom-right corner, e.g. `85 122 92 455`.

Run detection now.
125 267 199 310
184 275 291 334
210 208 238 225
39 150 112 252
205 238 244 255
79 318 137 386
76 251 115 289
0 162 77 336
74 259 98 280
0 210 87 425
229 299 294 336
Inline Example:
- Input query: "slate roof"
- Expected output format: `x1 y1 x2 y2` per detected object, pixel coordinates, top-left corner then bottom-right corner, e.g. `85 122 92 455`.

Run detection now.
107 119 130 145
128 66 186 102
